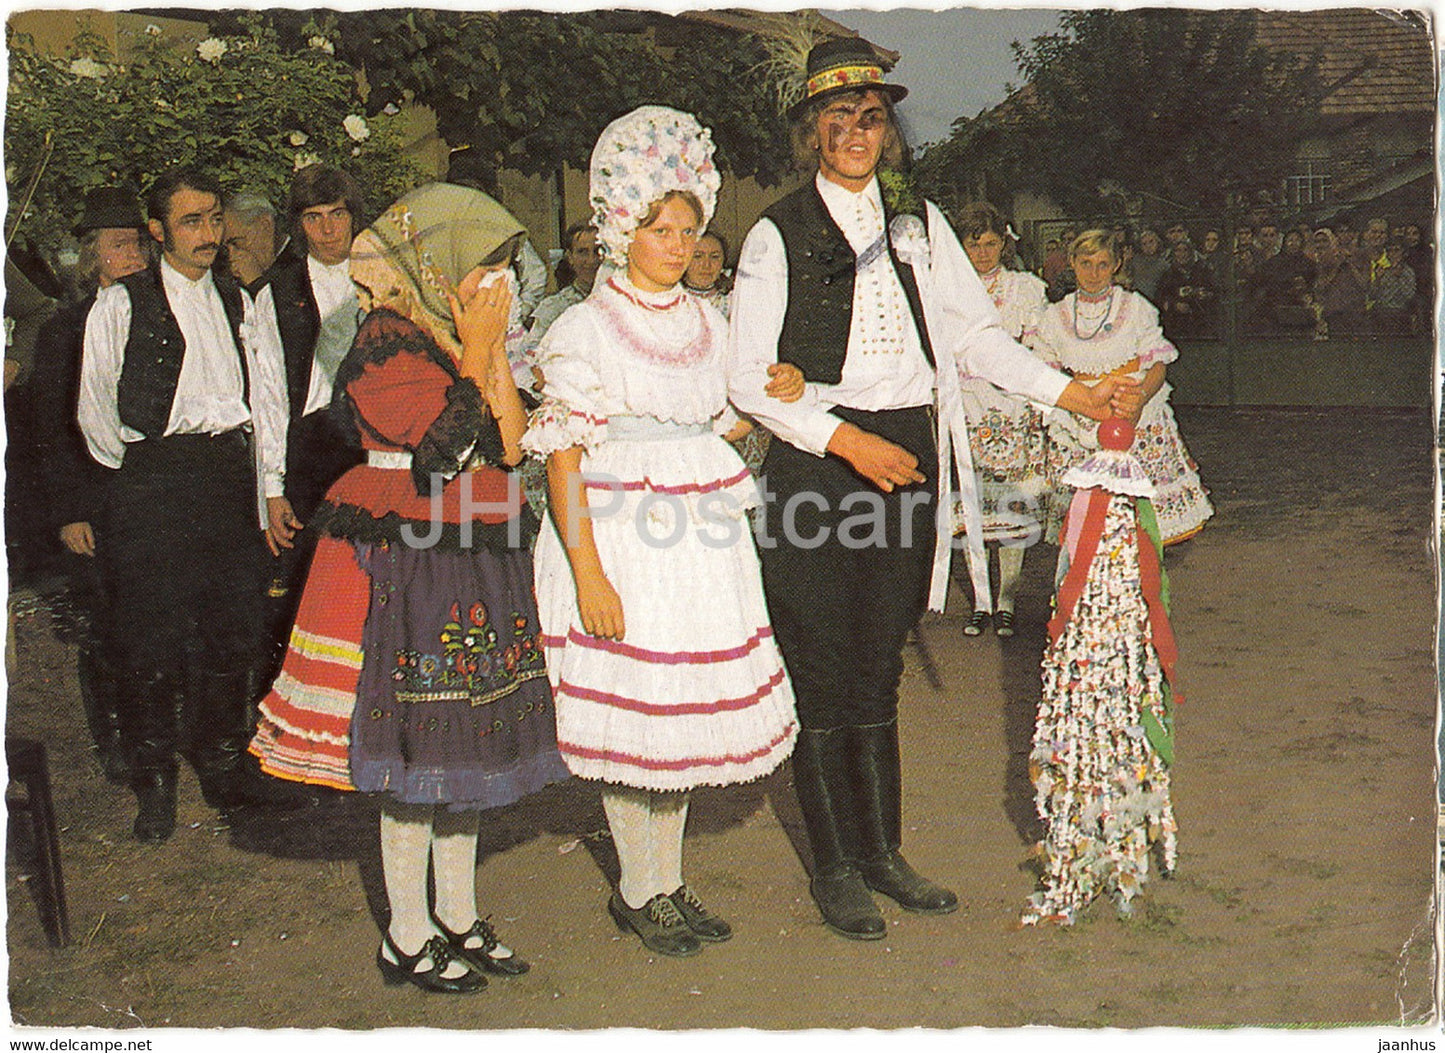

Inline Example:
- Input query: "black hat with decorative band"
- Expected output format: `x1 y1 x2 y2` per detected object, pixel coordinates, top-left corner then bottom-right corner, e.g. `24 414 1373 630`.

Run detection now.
788 37 907 119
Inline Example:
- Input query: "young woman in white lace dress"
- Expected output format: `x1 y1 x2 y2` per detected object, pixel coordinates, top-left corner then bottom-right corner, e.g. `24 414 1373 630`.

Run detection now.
1036 230 1214 545
523 107 800 959
953 202 1055 637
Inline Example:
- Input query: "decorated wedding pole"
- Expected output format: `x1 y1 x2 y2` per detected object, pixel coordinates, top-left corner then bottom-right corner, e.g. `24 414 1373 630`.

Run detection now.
1022 417 1181 925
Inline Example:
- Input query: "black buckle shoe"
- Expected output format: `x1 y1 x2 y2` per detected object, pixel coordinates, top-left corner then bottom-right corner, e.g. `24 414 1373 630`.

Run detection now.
436 917 530 976
668 885 733 943
810 865 886 940
963 610 990 637
608 892 702 957
993 609 1016 637
375 933 487 993
858 851 959 914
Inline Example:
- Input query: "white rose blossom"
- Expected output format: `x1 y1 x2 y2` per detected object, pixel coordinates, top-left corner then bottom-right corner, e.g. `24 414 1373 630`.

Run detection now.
196 38 228 64
307 36 335 55
145 24 161 36
343 114 370 142
69 57 108 80
288 131 309 147
293 151 323 172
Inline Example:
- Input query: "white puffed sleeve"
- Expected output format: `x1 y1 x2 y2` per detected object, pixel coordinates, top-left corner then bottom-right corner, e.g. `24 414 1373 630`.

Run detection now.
520 306 610 457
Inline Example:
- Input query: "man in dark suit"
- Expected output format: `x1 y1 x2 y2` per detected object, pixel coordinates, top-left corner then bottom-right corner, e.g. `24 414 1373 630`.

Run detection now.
33 187 149 783
252 165 367 673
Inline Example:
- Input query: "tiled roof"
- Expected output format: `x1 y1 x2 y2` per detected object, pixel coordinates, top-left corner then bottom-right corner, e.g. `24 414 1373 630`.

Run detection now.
1253 9 1434 115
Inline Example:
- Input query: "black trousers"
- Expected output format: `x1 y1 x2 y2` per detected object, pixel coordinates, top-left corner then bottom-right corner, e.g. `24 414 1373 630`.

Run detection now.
99 431 265 678
756 406 937 730
263 410 363 668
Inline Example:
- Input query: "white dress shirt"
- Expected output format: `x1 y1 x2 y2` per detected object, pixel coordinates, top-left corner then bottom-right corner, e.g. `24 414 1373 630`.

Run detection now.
302 254 357 416
78 256 290 523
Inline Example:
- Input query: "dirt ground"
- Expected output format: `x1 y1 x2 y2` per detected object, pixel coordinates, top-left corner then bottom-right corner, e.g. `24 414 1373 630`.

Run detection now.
4 405 1439 1035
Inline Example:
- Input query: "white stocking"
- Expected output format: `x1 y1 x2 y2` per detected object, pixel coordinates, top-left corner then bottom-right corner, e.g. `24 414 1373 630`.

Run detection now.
603 786 691 907
378 801 468 979
603 785 655 908
378 801 434 955
651 792 690 895
432 807 516 960
997 544 1026 612
430 807 480 936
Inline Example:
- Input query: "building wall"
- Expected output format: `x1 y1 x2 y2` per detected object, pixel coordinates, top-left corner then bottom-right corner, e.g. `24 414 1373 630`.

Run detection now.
9 10 206 60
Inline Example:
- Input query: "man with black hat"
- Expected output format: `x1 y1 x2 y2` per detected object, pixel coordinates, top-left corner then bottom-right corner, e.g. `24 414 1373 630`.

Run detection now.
78 169 302 842
728 38 1132 940
31 187 149 784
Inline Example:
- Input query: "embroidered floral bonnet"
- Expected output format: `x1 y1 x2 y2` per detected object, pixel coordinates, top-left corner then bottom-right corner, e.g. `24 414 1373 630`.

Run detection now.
589 105 721 265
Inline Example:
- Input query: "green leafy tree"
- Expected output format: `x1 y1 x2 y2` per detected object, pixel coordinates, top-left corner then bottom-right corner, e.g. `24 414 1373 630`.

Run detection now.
213 9 793 188
6 13 424 257
918 9 1325 220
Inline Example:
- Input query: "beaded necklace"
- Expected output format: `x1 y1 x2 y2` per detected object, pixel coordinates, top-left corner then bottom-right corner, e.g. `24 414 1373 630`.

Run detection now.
1072 285 1116 340
979 265 1005 310
608 276 685 312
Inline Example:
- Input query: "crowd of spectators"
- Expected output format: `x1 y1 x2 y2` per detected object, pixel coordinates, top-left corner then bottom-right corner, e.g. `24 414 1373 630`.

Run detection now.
1025 213 1433 341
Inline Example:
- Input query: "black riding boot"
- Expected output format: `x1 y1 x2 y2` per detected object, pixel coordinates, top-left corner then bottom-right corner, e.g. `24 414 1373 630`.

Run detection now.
790 727 886 940
78 641 130 785
120 672 181 843
851 720 958 914
186 670 311 813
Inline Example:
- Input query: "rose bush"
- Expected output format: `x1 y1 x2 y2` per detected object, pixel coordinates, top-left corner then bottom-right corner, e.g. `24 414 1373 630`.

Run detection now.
6 14 424 257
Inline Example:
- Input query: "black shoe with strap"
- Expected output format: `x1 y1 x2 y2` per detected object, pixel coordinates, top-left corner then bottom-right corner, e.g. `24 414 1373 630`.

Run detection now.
435 916 530 976
375 932 487 993
850 721 959 915
791 727 886 940
668 885 733 943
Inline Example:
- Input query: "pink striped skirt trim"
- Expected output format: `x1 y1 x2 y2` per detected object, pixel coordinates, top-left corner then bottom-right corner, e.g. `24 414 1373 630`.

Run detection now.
540 624 774 665
554 668 787 717
559 721 797 773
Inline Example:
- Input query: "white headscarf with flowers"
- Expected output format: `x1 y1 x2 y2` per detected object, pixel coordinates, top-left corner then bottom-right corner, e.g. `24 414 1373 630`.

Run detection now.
589 106 721 266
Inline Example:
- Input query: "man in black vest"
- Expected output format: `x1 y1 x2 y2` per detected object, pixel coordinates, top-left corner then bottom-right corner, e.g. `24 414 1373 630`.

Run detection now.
729 40 1132 939
250 165 366 674
78 169 299 842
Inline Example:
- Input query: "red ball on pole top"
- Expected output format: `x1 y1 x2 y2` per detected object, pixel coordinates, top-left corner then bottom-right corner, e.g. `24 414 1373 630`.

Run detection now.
1098 416 1135 451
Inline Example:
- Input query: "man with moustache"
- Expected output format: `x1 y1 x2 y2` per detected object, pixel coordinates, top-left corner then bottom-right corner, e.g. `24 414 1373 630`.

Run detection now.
79 169 296 842
728 39 1130 940
250 165 367 674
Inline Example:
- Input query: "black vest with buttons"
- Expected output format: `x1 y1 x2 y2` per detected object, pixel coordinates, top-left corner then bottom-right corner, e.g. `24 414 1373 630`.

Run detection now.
762 180 934 385
115 264 249 438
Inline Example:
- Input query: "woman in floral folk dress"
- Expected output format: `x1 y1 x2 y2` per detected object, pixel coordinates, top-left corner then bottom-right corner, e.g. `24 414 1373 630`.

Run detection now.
953 202 1055 638
1036 230 1213 545
524 107 800 959
250 184 570 993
